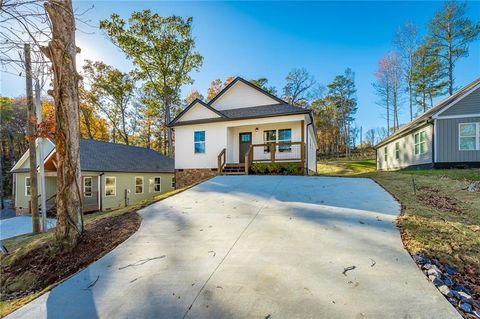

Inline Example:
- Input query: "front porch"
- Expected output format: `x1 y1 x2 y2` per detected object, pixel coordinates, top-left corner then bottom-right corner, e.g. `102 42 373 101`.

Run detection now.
218 120 306 175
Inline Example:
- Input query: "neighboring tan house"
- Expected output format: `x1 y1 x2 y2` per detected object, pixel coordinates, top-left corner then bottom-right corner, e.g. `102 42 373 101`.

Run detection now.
169 77 318 188
375 78 480 170
10 139 175 215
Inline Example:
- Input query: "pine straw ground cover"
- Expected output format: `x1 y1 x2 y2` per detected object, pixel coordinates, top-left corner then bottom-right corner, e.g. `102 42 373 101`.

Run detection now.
0 182 201 317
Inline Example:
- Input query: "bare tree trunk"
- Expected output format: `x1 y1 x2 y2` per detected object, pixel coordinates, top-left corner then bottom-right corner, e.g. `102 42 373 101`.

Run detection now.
41 0 83 249
80 107 94 139
25 44 40 233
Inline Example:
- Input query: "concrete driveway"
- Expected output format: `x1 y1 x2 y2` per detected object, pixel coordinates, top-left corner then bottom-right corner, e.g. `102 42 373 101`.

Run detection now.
7 176 460 319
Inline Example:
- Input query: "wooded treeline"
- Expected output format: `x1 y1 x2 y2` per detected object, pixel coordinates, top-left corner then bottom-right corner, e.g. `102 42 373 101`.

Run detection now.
373 1 479 136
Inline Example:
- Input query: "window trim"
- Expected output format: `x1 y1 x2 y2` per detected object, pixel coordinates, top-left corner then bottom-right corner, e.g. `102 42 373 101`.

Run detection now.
135 176 144 194
105 176 116 197
153 176 162 193
83 176 93 197
458 122 480 151
414 131 427 155
278 128 292 153
395 142 400 160
194 130 206 154
25 177 31 196
384 146 387 162
171 176 176 188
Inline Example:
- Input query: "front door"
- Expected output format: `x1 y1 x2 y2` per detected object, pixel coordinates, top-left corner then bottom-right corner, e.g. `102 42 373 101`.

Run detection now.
239 132 252 163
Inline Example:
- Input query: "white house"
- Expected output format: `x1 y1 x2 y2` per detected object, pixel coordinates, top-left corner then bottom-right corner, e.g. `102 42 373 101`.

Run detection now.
169 77 318 187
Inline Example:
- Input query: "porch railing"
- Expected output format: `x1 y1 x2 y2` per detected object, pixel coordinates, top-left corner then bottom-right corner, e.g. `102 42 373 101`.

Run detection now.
217 148 226 174
245 141 305 174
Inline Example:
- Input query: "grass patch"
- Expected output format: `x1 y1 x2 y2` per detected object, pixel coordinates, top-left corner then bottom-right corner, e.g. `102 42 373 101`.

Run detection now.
366 169 480 273
317 158 376 176
0 182 199 317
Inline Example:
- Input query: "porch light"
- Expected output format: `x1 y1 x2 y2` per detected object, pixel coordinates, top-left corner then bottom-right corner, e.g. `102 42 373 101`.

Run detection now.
255 127 259 132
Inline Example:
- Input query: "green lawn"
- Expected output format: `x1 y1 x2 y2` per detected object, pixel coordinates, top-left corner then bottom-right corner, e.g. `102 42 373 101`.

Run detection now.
317 158 376 176
318 159 480 273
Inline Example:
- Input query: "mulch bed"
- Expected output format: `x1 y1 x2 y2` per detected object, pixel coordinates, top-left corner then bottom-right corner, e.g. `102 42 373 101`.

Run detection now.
0 212 141 301
416 186 464 214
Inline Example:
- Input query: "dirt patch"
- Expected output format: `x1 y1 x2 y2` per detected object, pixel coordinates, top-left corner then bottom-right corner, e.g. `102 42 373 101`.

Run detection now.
0 211 141 300
416 186 464 214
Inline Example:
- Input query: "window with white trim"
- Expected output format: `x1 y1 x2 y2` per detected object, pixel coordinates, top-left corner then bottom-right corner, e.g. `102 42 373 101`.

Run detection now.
384 146 387 162
263 130 276 153
25 177 31 196
135 176 144 194
83 177 92 197
395 142 400 160
278 129 292 152
459 122 480 151
153 177 161 192
105 176 116 197
194 131 205 154
171 177 176 188
414 131 427 155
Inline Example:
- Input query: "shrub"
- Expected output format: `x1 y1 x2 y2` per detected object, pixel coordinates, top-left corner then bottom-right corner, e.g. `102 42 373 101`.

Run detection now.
250 162 302 175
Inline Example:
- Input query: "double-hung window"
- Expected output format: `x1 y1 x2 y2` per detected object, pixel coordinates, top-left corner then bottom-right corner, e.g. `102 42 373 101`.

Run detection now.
194 131 205 154
414 131 427 155
105 176 116 197
154 177 161 192
278 129 292 152
384 146 388 162
171 177 176 188
263 130 276 153
135 176 144 194
459 123 480 151
25 177 31 196
84 177 92 197
395 142 400 160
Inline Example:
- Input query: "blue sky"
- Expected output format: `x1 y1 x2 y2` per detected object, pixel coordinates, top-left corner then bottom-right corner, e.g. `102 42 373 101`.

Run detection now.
1 1 479 134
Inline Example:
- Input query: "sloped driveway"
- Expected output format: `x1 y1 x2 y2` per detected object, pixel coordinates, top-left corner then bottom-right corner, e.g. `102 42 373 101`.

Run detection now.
8 176 460 319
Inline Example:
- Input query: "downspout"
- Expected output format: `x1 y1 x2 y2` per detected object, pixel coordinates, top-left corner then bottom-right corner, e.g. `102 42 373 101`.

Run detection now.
99 172 104 211
306 112 314 175
428 119 435 169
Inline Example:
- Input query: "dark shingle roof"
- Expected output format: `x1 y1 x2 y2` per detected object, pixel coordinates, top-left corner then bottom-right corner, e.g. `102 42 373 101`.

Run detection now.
221 104 309 118
170 103 310 126
375 78 480 148
79 139 174 173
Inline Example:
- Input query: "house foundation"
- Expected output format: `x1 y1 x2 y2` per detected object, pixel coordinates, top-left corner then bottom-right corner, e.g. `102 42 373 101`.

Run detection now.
175 169 218 189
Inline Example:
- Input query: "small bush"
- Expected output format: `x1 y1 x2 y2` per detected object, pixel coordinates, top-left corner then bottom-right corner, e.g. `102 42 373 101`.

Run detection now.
250 162 302 175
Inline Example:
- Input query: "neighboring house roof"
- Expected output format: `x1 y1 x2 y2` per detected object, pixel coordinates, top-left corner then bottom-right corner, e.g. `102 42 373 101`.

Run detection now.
11 139 174 173
169 76 312 127
375 78 480 148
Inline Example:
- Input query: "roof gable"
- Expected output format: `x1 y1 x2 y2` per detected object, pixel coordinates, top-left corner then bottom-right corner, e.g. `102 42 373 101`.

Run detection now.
209 77 284 110
170 99 225 126
177 100 223 122
435 84 480 117
10 138 55 172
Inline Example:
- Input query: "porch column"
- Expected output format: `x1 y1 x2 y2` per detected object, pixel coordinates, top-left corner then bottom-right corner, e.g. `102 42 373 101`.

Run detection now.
301 120 305 174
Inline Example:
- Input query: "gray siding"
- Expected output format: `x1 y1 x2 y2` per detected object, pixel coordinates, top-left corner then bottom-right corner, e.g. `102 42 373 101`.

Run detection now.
436 117 480 163
440 87 480 116
377 124 433 170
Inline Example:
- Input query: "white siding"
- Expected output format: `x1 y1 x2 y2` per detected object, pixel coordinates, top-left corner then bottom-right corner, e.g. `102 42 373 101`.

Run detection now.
210 80 279 110
177 101 221 122
174 114 308 169
377 124 433 170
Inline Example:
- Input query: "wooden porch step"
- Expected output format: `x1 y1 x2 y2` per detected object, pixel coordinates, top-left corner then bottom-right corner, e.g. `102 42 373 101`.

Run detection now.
222 171 246 175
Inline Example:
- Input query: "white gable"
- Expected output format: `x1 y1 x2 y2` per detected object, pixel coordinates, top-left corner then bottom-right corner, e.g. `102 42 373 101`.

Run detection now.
177 101 221 122
210 80 279 110
11 138 55 171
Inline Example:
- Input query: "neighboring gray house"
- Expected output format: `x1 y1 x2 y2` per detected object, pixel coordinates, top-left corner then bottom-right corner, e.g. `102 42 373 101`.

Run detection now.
10 139 175 215
375 78 480 170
